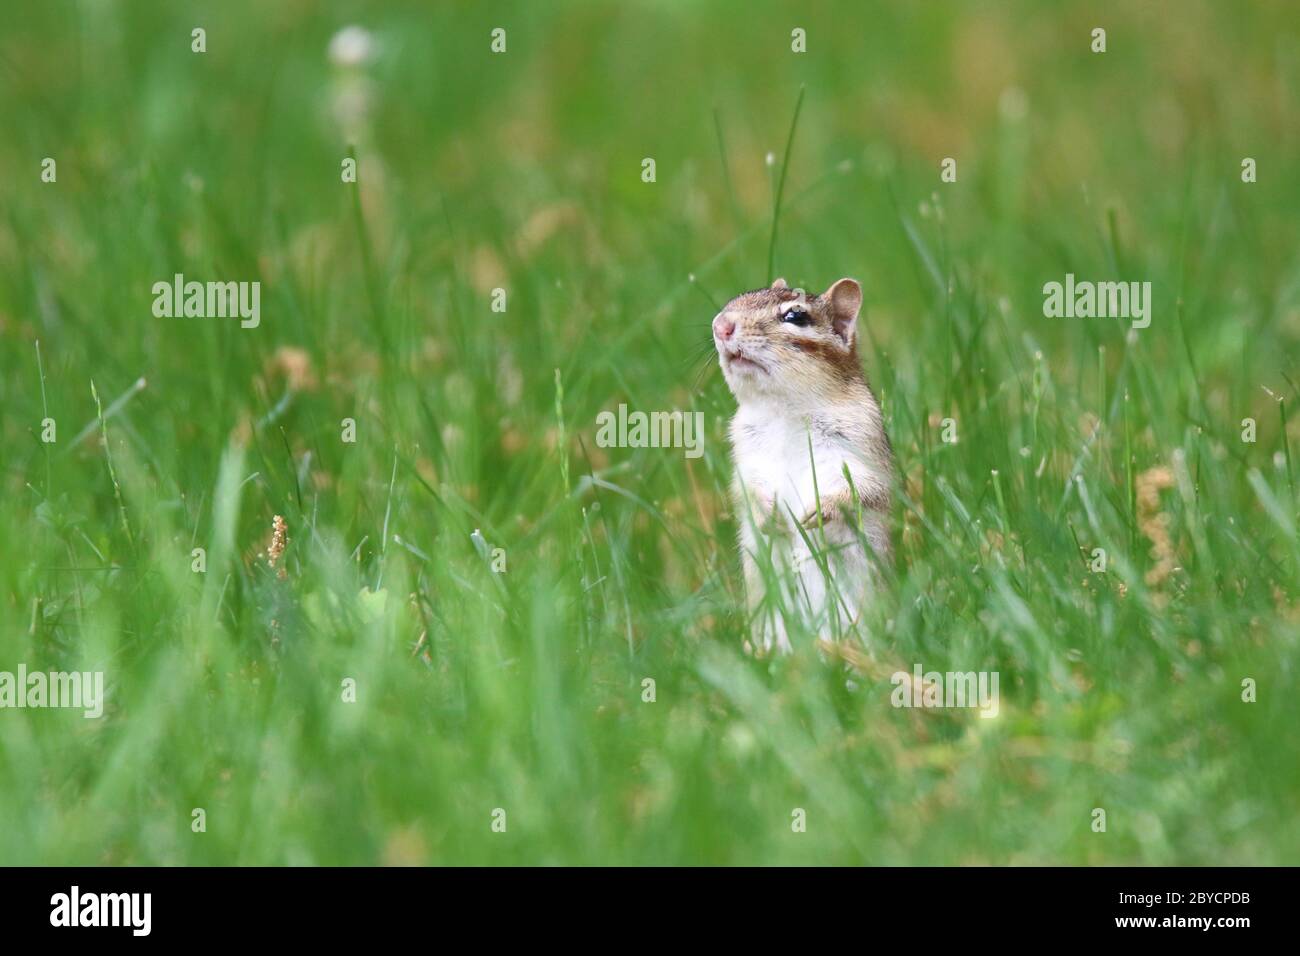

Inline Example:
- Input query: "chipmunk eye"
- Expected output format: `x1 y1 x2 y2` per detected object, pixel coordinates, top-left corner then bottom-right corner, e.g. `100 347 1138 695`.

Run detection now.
783 308 810 327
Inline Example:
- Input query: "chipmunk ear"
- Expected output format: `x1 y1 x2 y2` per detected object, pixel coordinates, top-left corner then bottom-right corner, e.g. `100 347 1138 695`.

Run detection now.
825 277 862 347
771 277 788 290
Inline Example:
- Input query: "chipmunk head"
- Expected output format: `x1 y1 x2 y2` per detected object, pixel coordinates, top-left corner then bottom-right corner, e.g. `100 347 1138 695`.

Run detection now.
712 277 863 403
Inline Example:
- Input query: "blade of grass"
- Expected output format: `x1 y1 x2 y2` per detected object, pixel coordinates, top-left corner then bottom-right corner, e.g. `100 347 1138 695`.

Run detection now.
766 85 805 284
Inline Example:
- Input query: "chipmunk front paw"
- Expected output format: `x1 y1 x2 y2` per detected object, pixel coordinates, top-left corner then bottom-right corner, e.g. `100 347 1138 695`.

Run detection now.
800 491 865 529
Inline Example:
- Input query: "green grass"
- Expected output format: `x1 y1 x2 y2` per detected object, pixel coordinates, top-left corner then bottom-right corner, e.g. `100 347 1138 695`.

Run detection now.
2 0 1299 865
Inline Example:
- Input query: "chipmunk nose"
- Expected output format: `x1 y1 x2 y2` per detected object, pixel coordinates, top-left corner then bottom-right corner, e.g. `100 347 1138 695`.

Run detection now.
713 314 736 341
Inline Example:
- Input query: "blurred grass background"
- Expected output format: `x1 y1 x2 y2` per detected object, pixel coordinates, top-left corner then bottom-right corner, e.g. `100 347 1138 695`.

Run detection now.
1 0 1298 864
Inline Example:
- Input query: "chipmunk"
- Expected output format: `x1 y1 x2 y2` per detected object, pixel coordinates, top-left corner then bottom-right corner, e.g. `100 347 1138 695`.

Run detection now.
713 277 893 653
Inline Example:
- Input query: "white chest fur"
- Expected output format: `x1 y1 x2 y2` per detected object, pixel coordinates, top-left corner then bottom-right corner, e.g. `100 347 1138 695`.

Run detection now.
730 404 866 519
